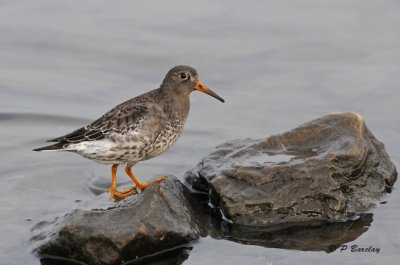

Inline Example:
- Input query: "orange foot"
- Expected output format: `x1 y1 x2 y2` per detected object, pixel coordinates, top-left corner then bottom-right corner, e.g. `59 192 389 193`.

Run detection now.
107 164 167 201
137 176 166 191
108 186 137 202
125 166 166 191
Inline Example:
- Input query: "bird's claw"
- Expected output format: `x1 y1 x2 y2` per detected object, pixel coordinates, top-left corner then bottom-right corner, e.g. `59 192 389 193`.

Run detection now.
108 186 137 201
107 175 166 201
136 175 167 190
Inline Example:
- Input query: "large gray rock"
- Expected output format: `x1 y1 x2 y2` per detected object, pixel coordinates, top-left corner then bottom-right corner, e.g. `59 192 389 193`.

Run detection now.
31 177 206 265
185 112 397 227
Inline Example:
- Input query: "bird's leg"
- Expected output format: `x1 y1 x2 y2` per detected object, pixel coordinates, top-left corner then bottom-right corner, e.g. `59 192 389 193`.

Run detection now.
107 164 119 194
108 164 137 201
125 165 166 191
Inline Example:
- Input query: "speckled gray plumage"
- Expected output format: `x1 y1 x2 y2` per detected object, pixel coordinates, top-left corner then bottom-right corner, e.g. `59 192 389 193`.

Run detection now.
34 65 224 166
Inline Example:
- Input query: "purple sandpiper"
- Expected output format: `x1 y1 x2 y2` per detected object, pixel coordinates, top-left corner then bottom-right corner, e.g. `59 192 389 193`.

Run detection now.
34 65 224 201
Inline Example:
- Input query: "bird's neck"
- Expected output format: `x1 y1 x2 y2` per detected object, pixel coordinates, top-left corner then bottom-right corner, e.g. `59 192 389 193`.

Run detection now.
161 89 190 121
172 93 191 120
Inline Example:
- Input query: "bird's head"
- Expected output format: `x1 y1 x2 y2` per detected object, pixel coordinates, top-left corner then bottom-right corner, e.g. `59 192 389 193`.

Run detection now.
161 65 225 103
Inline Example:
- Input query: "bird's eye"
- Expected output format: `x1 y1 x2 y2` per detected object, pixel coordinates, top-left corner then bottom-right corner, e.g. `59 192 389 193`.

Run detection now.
180 73 188 80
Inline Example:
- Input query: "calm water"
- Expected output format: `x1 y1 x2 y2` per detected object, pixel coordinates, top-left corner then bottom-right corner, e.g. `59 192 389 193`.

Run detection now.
1 1 400 264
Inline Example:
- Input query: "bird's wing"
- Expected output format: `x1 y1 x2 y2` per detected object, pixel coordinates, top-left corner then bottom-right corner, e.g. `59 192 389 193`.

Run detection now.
47 103 150 143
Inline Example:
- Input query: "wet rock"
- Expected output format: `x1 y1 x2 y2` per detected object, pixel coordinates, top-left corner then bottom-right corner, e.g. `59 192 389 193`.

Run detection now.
185 112 397 227
31 177 205 265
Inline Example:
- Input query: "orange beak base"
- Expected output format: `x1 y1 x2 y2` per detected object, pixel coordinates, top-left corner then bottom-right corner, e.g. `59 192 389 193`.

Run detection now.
194 81 225 103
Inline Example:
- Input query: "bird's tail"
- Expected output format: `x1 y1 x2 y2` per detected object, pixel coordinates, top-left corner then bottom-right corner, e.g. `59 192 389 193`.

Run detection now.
33 142 66 151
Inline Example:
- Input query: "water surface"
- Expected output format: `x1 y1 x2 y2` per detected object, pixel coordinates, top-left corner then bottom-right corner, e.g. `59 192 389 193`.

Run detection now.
1 1 399 264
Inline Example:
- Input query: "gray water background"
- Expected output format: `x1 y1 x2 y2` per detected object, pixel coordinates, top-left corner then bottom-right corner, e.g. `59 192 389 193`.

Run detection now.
1 1 399 264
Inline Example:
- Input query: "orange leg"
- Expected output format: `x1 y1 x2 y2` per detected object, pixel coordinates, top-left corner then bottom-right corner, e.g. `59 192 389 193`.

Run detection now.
125 165 166 190
107 164 137 201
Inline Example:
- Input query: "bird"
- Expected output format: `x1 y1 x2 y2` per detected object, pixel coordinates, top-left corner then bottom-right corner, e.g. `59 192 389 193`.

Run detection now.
33 65 224 201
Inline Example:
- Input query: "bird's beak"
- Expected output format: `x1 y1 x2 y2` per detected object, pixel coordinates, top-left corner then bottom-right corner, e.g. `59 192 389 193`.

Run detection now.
194 81 225 103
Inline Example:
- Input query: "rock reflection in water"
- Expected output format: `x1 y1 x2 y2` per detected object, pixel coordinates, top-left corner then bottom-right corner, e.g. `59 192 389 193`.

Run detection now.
40 246 192 265
212 214 373 253
192 192 373 253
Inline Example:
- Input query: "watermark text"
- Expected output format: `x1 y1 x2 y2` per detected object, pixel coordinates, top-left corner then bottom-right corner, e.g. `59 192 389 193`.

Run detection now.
339 244 380 254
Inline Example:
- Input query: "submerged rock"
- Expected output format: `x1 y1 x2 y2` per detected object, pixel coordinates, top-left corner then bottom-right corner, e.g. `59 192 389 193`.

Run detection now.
31 177 205 265
185 112 397 227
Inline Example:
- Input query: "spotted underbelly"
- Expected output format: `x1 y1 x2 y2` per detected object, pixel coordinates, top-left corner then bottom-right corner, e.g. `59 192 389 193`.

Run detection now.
141 129 183 160
68 128 183 164
67 138 141 164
